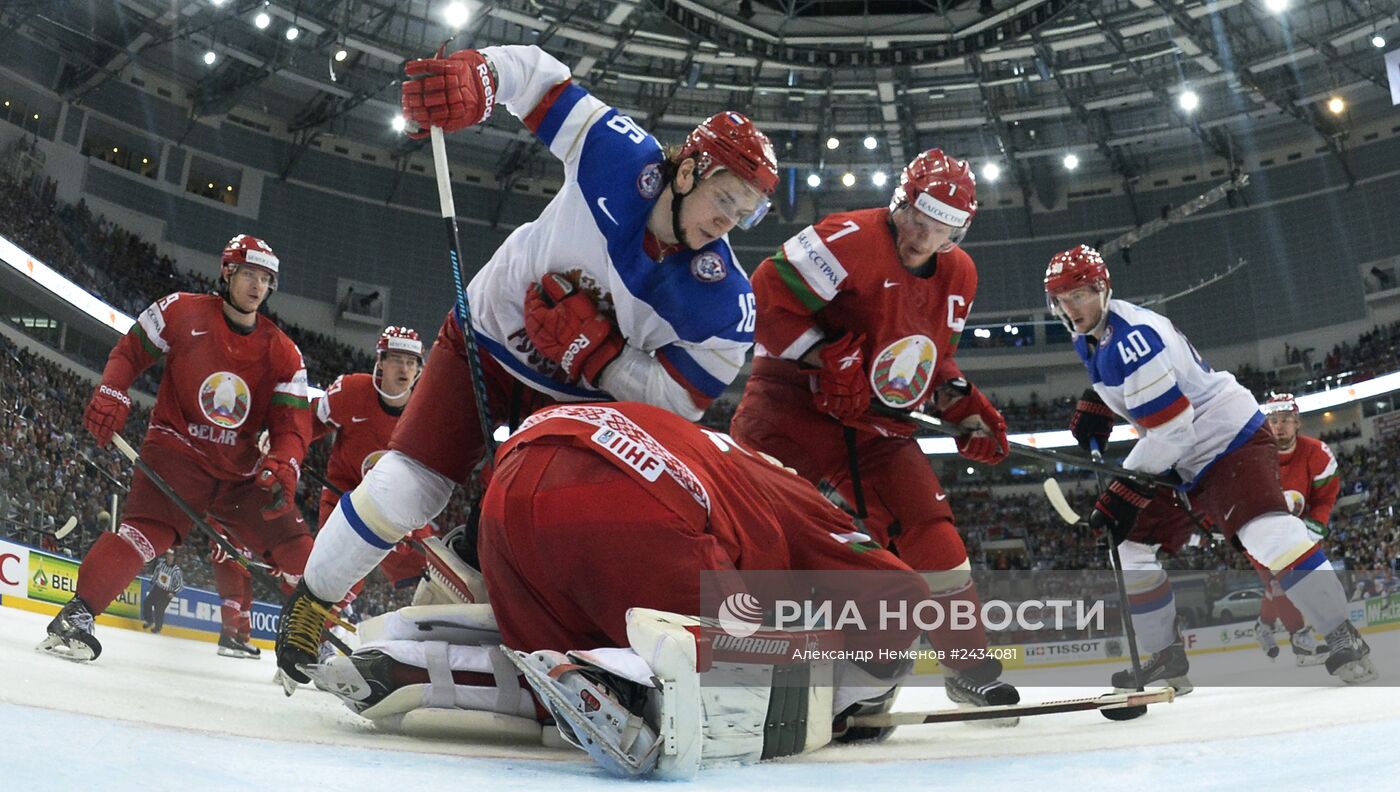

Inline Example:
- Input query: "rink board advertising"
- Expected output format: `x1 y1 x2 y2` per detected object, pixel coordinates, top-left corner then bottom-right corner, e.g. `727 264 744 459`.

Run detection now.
0 538 278 640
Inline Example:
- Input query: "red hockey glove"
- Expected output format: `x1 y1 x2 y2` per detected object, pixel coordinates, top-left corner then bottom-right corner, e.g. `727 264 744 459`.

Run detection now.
939 382 1009 465
524 274 624 384
1088 477 1156 545
811 333 871 421
256 454 301 519
402 49 496 139
84 383 132 448
1069 388 1115 452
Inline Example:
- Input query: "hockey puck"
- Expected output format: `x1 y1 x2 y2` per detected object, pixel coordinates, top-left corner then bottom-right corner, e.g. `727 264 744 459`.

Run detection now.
1100 704 1148 721
54 516 78 540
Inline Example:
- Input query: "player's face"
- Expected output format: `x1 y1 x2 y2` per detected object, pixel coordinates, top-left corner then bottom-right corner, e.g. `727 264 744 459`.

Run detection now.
1052 285 1105 334
1266 412 1300 449
227 266 272 312
379 351 421 396
891 205 957 270
681 171 766 247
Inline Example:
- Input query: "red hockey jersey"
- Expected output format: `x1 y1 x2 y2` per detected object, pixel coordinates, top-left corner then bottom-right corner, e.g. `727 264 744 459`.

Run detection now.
750 206 977 413
315 373 401 493
499 401 883 570
103 292 311 479
1278 434 1341 530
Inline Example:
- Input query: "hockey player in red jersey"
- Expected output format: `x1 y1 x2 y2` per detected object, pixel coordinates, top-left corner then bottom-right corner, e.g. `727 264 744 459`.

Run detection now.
729 149 1018 710
285 401 936 776
1252 393 1341 666
210 534 259 659
287 44 782 671
312 327 432 593
40 235 314 663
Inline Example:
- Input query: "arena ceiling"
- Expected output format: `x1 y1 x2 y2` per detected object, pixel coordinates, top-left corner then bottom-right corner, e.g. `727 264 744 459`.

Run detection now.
8 0 1400 201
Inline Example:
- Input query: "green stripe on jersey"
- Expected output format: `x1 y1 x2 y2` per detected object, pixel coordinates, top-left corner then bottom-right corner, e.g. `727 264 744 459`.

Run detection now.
771 250 828 312
270 393 310 410
133 324 163 359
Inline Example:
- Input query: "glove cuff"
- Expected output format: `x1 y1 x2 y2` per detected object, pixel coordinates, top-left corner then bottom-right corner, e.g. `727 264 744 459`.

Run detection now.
1108 478 1154 508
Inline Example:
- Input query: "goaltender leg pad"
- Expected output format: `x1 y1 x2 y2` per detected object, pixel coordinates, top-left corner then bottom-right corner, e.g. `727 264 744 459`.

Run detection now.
356 603 498 646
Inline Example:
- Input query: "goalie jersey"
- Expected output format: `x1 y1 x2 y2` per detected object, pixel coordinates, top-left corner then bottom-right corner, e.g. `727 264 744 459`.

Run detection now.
1075 299 1263 486
466 45 754 414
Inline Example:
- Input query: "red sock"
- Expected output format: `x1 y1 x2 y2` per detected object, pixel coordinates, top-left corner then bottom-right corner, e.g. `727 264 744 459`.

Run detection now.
76 532 156 615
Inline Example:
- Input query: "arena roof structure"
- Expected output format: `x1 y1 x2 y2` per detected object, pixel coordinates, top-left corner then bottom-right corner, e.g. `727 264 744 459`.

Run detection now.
8 0 1399 200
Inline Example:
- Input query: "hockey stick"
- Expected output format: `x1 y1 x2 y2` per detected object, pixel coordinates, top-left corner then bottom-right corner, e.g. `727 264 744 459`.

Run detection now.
1090 444 1149 722
875 405 1171 487
846 687 1174 728
54 516 78 540
429 122 497 459
108 434 354 656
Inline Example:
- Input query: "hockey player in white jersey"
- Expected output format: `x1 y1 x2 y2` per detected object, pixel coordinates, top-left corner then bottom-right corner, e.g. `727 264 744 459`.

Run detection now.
276 44 780 684
1044 244 1375 687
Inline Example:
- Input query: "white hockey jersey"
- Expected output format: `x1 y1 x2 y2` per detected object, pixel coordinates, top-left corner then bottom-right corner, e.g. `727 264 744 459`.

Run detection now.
465 46 755 420
1074 299 1264 486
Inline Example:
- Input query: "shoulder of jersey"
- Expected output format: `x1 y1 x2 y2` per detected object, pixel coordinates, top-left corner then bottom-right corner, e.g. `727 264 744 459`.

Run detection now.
656 239 753 343
810 207 892 258
576 109 666 233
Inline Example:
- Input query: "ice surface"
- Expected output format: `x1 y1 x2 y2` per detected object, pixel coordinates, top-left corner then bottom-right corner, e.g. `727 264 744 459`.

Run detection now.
3 605 1398 790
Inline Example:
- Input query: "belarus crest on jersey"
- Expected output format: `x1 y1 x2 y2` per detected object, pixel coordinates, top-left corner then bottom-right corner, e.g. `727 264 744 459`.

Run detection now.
361 449 389 478
1283 489 1306 516
870 335 937 408
637 161 662 199
198 372 251 429
691 251 727 283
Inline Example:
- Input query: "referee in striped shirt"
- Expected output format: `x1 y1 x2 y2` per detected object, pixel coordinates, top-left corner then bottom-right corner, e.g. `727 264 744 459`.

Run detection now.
142 548 183 633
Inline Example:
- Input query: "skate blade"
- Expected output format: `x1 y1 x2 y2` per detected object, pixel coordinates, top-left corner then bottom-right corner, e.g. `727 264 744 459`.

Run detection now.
1294 652 1329 668
274 668 301 697
1334 657 1378 685
35 635 95 663
501 646 660 777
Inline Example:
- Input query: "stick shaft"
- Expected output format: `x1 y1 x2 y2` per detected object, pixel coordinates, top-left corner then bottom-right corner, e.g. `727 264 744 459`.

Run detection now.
848 688 1173 728
430 125 497 458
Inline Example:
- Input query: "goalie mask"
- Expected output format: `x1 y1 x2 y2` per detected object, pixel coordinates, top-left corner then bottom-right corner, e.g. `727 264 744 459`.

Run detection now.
373 326 424 400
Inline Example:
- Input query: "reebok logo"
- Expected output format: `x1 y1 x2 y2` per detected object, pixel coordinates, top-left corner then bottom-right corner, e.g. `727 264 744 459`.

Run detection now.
837 351 862 371
561 334 591 376
477 62 495 122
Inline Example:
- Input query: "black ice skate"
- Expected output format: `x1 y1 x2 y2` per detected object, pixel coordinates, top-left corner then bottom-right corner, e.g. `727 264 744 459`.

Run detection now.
217 634 262 659
303 648 398 713
37 597 102 662
1323 621 1377 684
1111 641 1193 696
1255 619 1280 659
944 659 1021 727
834 685 901 744
1289 625 1330 668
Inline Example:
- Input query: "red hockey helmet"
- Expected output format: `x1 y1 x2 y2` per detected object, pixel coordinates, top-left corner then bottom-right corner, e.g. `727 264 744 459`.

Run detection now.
1044 244 1111 334
376 326 423 360
678 111 778 229
890 149 978 250
221 234 280 290
1261 393 1299 415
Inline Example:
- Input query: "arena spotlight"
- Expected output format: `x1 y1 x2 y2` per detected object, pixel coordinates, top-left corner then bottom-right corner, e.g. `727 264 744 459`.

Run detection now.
806 173 822 188
1062 153 1080 171
444 2 470 29
1263 0 1288 12
391 115 407 133
841 172 856 187
254 11 271 29
863 135 877 150
285 26 300 41
1177 89 1200 112
826 136 840 150
203 50 217 65
871 171 888 187
211 0 228 6
1328 96 1346 114
1373 34 1387 48
981 161 1001 182
335 48 349 62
